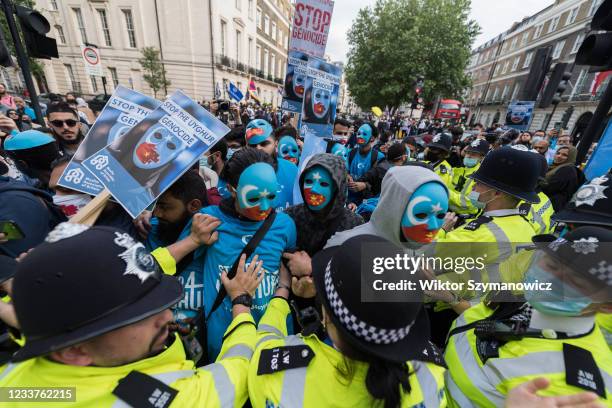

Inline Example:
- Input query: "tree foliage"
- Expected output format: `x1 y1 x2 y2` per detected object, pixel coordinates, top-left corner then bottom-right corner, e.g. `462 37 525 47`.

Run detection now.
345 0 479 109
139 46 170 98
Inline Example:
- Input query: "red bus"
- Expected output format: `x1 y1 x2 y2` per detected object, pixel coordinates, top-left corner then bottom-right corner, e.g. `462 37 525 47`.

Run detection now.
434 99 462 121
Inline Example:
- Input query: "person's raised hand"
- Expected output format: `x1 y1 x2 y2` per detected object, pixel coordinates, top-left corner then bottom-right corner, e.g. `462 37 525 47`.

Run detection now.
441 212 458 232
221 254 265 300
505 377 603 408
283 251 312 278
133 211 153 239
0 115 17 132
292 276 316 298
189 213 221 246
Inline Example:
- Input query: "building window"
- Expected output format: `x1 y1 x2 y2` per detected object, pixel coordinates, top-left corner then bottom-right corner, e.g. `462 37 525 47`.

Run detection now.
552 40 565 59
511 56 520 71
248 0 254 19
523 51 533 68
50 0 58 11
501 60 510 74
90 76 98 92
492 87 499 101
122 9 137 48
97 9 112 47
248 37 253 65
257 8 262 28
220 20 227 56
566 7 579 25
548 16 560 34
72 8 87 43
571 33 585 54
109 67 119 87
64 64 77 90
236 30 242 62
494 64 500 76
271 22 277 41
510 37 518 50
511 82 521 100
501 84 510 100
589 0 603 17
256 45 261 70
271 54 276 77
534 24 544 39
264 15 270 35
55 25 65 44
521 31 529 46
264 49 269 75
235 0 241 10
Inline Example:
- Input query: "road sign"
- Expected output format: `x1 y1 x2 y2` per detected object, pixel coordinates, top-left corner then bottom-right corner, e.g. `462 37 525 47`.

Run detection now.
81 45 103 76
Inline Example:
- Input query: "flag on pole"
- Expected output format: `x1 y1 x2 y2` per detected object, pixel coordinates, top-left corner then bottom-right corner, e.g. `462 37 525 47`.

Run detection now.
248 78 261 104
228 82 244 102
215 82 222 99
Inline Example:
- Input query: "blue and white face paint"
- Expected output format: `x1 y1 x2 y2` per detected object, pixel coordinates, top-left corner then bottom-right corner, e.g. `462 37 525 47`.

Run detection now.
330 143 348 168
133 125 184 170
277 136 299 165
401 182 448 243
356 124 373 146
235 163 279 221
303 166 335 211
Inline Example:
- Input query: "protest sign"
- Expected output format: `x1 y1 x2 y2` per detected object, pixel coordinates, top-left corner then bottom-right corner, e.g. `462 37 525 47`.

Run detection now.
584 119 612 180
504 101 535 131
293 57 342 203
58 86 161 195
289 0 335 58
281 51 309 113
83 90 230 218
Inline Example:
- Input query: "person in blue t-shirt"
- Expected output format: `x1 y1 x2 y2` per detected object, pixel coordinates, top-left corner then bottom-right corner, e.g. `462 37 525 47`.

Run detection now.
245 119 298 211
347 122 384 204
181 148 296 361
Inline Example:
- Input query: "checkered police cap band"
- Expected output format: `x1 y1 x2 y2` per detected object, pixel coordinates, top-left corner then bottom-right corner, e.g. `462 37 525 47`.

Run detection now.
589 261 612 286
324 261 414 344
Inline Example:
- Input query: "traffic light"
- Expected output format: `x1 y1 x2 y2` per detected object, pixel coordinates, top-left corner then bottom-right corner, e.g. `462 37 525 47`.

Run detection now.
576 0 612 69
539 63 572 108
15 5 58 59
415 75 424 95
0 29 12 67
560 105 575 129
521 46 552 101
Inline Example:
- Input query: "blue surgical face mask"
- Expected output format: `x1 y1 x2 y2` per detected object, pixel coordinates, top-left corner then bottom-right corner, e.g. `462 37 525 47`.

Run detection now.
227 147 239 160
235 163 279 221
468 188 493 209
463 157 479 168
523 253 591 316
356 124 373 146
277 136 299 165
303 166 335 211
401 182 448 244
200 156 212 170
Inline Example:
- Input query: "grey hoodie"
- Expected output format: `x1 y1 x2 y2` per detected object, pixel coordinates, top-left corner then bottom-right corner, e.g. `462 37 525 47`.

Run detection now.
325 165 446 248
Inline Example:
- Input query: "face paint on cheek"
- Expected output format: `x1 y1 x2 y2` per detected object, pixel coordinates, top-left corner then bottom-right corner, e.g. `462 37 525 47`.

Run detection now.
400 182 449 243
356 124 372 146
236 163 279 221
302 166 335 211
278 136 299 164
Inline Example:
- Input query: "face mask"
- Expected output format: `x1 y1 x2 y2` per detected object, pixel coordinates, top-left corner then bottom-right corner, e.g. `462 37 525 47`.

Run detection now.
356 124 373 146
312 89 331 119
235 162 279 221
277 136 299 164
468 189 493 209
523 254 591 316
463 157 479 168
246 119 273 145
227 147 239 160
53 193 92 218
303 166 335 211
200 154 213 170
133 125 183 169
401 182 448 244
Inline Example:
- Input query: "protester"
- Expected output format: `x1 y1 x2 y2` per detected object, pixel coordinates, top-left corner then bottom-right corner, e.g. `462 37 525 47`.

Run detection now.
542 145 581 211
333 117 352 143
449 138 490 217
3 129 60 188
0 84 15 109
347 122 384 203
533 138 550 156
46 102 86 156
274 125 300 165
350 142 407 198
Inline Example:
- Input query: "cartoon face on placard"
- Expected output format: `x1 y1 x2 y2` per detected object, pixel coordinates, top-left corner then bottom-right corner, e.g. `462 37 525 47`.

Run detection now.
303 165 335 211
236 162 279 221
356 124 373 146
132 125 184 170
278 136 299 164
401 182 448 243
108 123 132 145
312 88 331 119
293 73 306 97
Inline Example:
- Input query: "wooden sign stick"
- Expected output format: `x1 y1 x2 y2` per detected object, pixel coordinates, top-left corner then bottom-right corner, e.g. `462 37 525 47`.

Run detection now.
70 189 112 226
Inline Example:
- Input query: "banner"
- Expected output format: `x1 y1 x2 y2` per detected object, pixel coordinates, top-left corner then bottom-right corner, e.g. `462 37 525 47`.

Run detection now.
289 0 335 58
584 119 612 180
504 101 535 131
293 58 342 203
58 86 161 195
281 51 309 113
228 82 244 102
83 90 230 218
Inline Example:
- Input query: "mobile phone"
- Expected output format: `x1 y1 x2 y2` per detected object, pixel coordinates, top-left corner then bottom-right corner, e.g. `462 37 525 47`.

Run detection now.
0 220 24 240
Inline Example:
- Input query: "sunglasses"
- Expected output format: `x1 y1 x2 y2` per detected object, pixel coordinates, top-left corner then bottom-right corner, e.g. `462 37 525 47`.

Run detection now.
50 119 78 128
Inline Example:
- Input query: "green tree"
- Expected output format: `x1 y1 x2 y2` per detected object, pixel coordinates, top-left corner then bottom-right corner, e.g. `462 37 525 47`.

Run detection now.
345 0 479 110
139 46 170 98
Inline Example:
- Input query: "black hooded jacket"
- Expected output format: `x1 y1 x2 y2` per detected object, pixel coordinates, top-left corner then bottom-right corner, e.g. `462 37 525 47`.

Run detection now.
285 154 363 255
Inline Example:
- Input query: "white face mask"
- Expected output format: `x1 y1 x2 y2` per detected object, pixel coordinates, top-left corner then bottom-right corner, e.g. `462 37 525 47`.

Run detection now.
53 193 92 218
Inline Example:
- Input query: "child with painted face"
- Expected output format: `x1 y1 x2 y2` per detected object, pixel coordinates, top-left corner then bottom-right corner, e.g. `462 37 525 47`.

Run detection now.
326 166 448 250
178 148 297 361
245 120 298 211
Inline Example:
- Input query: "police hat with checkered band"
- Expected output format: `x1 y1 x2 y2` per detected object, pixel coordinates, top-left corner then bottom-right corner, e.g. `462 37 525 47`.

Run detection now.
464 139 490 156
553 172 612 228
426 132 452 152
312 235 444 365
532 226 612 290
11 223 182 362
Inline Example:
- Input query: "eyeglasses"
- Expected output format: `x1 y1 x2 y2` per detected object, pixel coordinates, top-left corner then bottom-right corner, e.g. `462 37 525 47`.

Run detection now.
50 119 78 128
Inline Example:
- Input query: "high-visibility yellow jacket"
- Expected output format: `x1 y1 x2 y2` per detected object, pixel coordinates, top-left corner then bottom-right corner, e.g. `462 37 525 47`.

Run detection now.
427 160 454 192
445 302 612 407
517 192 555 234
449 165 479 216
0 313 256 407
248 298 447 407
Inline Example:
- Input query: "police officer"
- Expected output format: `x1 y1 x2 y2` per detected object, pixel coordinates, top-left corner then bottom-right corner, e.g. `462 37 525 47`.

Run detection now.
449 139 490 217
249 235 447 407
445 227 612 407
0 223 261 407
424 132 454 191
